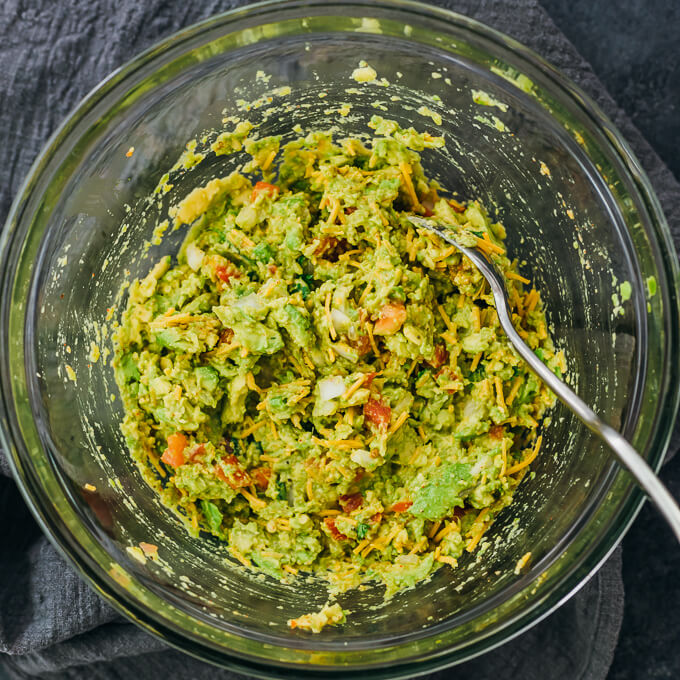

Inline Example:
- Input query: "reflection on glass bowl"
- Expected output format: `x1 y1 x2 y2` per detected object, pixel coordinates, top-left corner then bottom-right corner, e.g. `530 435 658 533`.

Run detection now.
0 1 677 677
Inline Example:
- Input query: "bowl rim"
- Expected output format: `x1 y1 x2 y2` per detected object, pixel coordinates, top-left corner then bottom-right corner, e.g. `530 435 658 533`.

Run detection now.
1 0 679 676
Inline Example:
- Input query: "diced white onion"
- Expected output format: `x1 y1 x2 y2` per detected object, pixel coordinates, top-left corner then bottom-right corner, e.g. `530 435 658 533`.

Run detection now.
403 323 425 346
350 448 375 468
331 308 352 333
185 242 205 271
318 376 346 402
234 293 264 315
333 343 359 362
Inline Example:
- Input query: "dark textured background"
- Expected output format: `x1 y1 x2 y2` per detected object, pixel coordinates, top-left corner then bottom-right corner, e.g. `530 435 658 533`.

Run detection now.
537 3 680 677
0 0 678 678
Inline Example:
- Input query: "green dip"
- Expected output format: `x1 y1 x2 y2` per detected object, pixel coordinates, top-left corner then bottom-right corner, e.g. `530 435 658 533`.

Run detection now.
113 117 562 622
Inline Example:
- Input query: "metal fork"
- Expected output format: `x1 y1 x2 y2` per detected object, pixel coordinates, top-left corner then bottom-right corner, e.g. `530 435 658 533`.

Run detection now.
408 215 680 541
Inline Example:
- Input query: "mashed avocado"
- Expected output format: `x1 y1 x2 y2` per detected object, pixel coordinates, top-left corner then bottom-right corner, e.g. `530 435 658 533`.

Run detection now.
113 116 563 629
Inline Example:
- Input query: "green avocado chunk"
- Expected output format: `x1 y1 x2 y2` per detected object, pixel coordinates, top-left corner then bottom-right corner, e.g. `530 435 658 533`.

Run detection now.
410 463 474 521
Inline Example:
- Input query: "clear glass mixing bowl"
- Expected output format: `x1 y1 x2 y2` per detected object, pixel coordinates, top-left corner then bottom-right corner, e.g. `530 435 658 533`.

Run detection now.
1 1 678 677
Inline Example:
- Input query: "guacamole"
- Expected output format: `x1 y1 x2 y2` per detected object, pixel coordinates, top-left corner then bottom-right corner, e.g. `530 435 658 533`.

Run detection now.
113 117 562 624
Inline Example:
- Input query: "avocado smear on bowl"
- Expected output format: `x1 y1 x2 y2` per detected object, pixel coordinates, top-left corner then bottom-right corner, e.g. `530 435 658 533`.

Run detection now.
113 116 563 631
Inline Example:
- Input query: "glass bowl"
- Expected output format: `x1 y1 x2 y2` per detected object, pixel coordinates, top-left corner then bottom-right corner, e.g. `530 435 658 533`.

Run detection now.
1 1 678 677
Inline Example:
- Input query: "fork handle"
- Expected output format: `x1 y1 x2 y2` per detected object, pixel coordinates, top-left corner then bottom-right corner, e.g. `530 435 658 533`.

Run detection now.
496 300 680 542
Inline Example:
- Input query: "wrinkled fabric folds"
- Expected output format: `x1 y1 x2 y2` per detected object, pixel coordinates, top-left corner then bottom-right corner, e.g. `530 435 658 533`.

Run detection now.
1 0 679 678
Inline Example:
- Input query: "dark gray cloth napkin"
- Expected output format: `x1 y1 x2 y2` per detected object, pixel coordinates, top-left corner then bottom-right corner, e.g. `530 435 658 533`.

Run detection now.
1 1 678 678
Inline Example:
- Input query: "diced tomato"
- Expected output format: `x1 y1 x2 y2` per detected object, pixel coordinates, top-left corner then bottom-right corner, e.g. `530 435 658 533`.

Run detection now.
443 381 460 395
313 236 349 261
324 517 348 541
314 236 339 256
220 328 234 344
489 425 504 440
350 334 372 357
345 206 357 215
373 302 407 336
161 432 187 468
369 512 382 524
215 467 229 484
429 344 449 369
251 466 272 490
339 493 363 513
449 199 465 213
364 371 378 387
161 448 184 468
224 455 251 486
215 455 251 489
390 500 413 513
215 264 241 284
139 542 158 559
363 398 392 431
167 432 187 454
189 444 206 462
251 181 278 201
